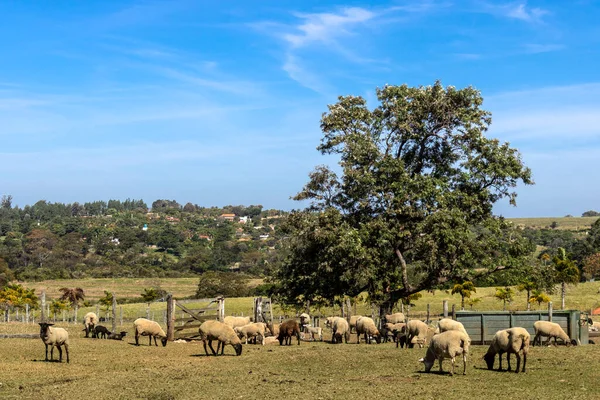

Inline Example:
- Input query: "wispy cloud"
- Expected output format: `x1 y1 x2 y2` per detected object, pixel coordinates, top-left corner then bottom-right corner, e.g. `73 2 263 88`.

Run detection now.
478 2 549 23
521 43 565 54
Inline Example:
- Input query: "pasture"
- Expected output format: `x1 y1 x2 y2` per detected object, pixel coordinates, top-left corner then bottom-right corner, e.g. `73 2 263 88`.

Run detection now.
507 216 597 231
0 323 598 400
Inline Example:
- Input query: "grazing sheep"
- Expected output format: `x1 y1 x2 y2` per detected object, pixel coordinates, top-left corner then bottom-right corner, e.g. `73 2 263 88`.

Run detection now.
349 315 363 333
223 316 251 329
133 318 168 347
384 312 406 324
435 318 469 337
299 313 311 327
403 320 430 348
303 325 323 341
107 331 128 340
419 330 470 376
278 319 301 346
483 328 530 373
83 312 98 338
199 320 243 356
329 317 350 344
93 325 111 339
356 317 381 344
39 322 70 363
266 322 280 337
234 322 266 345
533 321 575 346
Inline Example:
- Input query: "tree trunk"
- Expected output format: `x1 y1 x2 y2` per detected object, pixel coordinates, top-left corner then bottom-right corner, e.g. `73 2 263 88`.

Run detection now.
561 282 566 310
461 296 465 311
526 290 531 311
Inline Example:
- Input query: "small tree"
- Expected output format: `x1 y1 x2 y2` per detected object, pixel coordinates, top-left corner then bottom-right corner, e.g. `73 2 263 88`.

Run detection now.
50 299 69 320
529 290 551 309
517 280 537 311
466 297 482 310
60 287 85 321
494 287 514 311
583 253 600 281
98 291 114 312
552 248 580 310
451 281 476 310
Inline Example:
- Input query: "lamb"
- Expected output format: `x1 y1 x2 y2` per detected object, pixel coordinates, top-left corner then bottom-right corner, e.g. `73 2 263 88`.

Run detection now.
403 320 430 348
419 330 470 376
107 331 128 340
435 318 469 337
133 318 168 347
234 322 266 345
533 321 575 346
199 320 243 356
39 322 70 363
83 312 98 338
356 316 381 344
93 325 111 339
303 325 323 341
329 317 350 344
223 316 251 329
384 312 406 324
278 319 301 346
483 327 530 373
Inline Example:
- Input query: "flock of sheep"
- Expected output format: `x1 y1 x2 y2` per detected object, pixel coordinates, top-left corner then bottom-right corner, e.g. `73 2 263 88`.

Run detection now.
37 310 576 376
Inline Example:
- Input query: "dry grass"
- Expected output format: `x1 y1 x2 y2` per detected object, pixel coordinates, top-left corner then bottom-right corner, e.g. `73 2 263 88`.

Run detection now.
0 323 598 400
507 216 598 231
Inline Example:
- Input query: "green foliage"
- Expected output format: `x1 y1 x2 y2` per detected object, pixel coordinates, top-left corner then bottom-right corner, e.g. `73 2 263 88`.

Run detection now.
276 82 533 310
49 299 69 317
583 253 600 280
582 210 600 217
0 283 38 310
98 290 114 311
0 257 15 288
141 287 167 305
59 287 85 308
494 287 514 310
451 281 476 310
529 289 551 309
195 271 252 298
466 297 481 310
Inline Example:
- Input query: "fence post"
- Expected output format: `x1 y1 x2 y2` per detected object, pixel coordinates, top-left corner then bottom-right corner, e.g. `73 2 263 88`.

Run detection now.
120 307 123 326
62 309 65 323
451 304 456 320
26 304 30 323
548 302 553 322
166 294 174 341
41 291 46 322
74 304 78 324
426 303 430 324
443 300 448 318
112 295 117 332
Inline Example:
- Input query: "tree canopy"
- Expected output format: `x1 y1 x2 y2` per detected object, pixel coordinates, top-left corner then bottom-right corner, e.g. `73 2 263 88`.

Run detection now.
276 81 534 311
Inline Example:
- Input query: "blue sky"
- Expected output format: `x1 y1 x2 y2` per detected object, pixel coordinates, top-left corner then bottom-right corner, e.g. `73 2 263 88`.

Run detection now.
1 1 599 217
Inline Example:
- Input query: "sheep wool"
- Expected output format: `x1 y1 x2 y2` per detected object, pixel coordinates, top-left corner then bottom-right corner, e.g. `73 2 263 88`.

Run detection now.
234 322 266 345
384 313 406 324
420 330 469 376
356 317 381 344
133 318 168 347
39 322 70 363
533 321 573 346
223 316 251 329
435 318 469 338
483 327 530 373
403 320 430 348
199 320 243 356
331 317 350 344
83 312 98 338
278 319 301 346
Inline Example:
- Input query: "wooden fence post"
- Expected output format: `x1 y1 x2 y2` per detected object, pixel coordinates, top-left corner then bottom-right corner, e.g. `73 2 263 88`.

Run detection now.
443 300 448 318
112 295 117 332
548 302 553 322
41 291 46 322
26 304 30 323
166 294 174 341
451 304 456 320
426 303 430 324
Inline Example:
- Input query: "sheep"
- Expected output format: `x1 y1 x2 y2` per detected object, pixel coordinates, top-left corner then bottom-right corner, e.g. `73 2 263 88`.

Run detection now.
384 312 406 324
39 322 70 363
133 318 168 347
223 316 251 329
356 316 381 344
299 313 311 327
419 330 470 376
328 317 350 344
435 318 469 337
532 321 575 346
199 320 243 356
303 325 323 341
107 331 128 340
349 315 363 333
403 320 430 348
278 319 301 346
83 312 98 338
234 322 266 345
266 322 280 337
483 327 530 373
93 325 111 339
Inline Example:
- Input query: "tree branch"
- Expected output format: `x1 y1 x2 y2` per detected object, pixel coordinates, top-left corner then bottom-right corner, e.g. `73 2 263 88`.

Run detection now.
394 247 412 292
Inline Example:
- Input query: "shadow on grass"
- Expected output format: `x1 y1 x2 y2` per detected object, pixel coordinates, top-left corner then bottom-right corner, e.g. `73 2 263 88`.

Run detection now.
190 353 237 357
32 359 66 363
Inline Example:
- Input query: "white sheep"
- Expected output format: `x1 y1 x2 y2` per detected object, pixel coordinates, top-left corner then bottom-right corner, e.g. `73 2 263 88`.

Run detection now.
533 320 574 346
266 322 280 337
133 318 168 347
483 327 530 373
223 316 251 329
328 317 350 344
403 320 430 348
83 312 98 338
234 322 266 345
356 316 381 344
349 315 363 333
199 320 243 356
299 312 311 327
419 330 470 376
39 322 70 363
303 325 323 341
435 318 469 337
384 312 406 324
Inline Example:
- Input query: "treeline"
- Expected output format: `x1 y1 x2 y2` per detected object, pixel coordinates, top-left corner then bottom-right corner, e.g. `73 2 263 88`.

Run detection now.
0 195 287 282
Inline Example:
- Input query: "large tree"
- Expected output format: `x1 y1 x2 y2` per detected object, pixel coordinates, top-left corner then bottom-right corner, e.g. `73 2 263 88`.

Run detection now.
276 82 533 312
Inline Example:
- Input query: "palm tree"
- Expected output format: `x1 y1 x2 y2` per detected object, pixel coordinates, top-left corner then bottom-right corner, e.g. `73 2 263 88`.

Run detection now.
59 287 85 321
517 280 536 311
466 297 481 310
451 281 476 310
529 290 551 309
552 248 580 310
494 287 514 311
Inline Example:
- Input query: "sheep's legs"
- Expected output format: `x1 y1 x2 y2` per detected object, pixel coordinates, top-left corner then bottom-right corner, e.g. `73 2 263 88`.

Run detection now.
135 332 140 346
202 340 211 356
462 354 467 375
514 353 521 374
57 345 63 362
438 357 445 374
64 343 69 363
521 352 527 373
44 343 49 361
50 346 54 361
507 353 512 371
207 340 217 355
498 352 503 371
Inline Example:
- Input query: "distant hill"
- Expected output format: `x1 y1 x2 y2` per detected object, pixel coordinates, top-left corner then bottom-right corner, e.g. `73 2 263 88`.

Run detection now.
507 216 598 231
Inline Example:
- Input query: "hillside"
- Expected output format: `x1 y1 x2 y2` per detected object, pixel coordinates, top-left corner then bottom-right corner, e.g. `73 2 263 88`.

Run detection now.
507 216 598 231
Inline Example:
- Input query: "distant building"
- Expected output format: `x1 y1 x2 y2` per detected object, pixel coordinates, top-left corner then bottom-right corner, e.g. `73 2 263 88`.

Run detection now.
239 216 249 224
220 213 236 221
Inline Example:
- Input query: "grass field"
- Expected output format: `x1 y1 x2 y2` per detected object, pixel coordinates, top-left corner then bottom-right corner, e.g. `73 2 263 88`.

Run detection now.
0 323 598 400
507 216 598 231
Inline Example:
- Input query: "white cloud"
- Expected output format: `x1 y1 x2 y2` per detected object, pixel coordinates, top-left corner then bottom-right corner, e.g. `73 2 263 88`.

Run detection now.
479 2 549 23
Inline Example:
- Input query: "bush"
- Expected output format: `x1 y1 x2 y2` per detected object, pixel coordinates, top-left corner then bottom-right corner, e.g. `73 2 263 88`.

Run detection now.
195 271 252 298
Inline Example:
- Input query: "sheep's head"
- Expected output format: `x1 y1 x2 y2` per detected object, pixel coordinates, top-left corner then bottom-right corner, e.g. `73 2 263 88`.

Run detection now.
419 357 434 372
39 322 54 338
120 331 127 337
161 337 168 347
233 343 243 356
483 353 495 370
